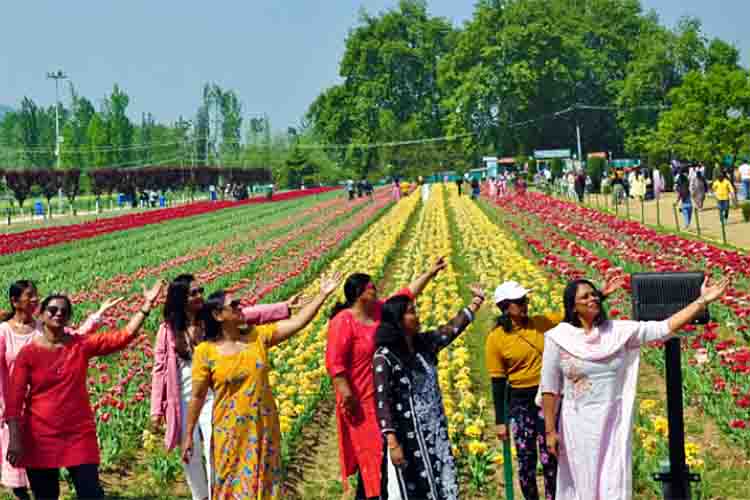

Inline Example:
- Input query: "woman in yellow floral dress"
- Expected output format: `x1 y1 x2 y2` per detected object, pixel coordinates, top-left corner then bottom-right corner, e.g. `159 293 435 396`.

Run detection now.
181 274 341 500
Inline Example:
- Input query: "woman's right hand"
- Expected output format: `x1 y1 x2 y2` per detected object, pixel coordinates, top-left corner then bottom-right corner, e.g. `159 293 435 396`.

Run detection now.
151 415 164 430
181 435 194 464
545 430 559 458
496 424 509 441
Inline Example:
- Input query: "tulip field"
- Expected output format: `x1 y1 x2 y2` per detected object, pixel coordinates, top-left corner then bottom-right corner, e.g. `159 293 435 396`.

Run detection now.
2 184 750 499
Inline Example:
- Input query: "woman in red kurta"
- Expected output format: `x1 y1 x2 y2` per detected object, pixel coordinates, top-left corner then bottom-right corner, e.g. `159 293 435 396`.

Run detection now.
5 281 164 500
325 258 446 499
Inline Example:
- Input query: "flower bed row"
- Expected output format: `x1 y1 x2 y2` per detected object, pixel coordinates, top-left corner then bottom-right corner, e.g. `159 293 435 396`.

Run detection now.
0 187 337 255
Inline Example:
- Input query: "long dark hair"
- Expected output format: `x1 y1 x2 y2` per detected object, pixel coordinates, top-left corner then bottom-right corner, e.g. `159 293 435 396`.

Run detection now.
200 290 227 341
562 279 608 328
39 294 73 323
1 280 37 322
495 300 515 333
375 295 425 362
164 274 195 360
329 273 371 319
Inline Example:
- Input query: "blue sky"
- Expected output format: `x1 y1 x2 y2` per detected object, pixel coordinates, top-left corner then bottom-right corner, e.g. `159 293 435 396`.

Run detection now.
0 1 746 131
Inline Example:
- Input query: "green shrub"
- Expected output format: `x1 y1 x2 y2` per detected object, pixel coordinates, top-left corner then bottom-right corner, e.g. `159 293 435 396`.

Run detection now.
742 202 750 222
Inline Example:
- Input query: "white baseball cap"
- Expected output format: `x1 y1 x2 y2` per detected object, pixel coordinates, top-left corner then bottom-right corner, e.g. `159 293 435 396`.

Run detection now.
493 281 531 305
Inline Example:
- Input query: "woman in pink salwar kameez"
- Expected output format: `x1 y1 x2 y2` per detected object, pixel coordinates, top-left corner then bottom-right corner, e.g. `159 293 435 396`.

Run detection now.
0 280 118 499
391 179 401 201
541 276 730 500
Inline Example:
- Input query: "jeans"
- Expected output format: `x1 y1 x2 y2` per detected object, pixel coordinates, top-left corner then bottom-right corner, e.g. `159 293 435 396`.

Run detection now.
681 202 693 227
718 199 730 224
27 464 103 500
743 179 750 200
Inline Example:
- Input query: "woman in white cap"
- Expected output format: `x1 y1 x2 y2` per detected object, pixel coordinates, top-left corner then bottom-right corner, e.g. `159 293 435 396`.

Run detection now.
485 278 622 500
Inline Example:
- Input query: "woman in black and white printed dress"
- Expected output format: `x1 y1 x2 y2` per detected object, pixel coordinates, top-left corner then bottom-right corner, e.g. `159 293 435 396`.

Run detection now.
373 285 486 500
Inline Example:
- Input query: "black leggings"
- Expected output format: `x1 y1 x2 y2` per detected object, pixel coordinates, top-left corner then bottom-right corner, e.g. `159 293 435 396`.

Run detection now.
26 464 104 500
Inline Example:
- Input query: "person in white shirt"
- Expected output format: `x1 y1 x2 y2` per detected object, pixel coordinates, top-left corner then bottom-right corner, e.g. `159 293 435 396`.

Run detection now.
738 162 750 200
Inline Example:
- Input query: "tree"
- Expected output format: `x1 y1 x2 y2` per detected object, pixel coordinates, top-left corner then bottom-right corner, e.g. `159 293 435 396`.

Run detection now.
61 169 81 213
35 169 63 216
105 85 134 166
4 170 34 208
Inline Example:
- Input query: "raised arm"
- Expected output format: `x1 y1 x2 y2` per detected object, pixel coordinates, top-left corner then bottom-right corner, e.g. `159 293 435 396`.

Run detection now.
71 297 124 336
425 284 485 353
269 273 342 347
666 276 730 334
407 257 447 298
241 302 290 325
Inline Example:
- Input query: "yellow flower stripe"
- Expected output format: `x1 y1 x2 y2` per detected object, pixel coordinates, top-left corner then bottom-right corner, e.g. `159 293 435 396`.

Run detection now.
386 186 490 468
268 193 421 435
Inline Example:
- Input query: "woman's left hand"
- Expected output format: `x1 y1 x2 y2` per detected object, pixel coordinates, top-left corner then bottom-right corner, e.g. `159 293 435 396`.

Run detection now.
469 284 486 300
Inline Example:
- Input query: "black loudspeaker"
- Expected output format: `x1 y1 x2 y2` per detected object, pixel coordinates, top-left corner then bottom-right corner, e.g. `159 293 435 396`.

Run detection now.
631 272 709 325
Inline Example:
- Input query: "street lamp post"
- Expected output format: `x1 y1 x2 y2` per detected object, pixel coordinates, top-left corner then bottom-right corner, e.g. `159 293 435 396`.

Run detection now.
46 70 67 169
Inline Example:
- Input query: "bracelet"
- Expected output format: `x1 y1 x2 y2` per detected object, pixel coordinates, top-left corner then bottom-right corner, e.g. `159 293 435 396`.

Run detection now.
388 444 400 449
545 430 556 435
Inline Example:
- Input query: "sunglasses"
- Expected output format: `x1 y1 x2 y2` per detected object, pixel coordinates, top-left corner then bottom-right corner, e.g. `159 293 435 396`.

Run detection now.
46 305 70 318
189 287 205 297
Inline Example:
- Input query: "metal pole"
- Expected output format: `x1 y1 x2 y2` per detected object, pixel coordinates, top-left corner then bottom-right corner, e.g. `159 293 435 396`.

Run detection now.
656 195 661 226
694 207 701 237
502 384 514 500
576 123 583 165
720 206 728 245
653 338 697 499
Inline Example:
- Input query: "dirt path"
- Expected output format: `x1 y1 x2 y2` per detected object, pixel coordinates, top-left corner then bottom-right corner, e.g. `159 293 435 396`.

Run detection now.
585 191 750 250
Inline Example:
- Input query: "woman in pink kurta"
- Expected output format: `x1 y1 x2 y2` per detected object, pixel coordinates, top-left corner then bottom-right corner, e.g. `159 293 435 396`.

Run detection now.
325 258 446 499
0 280 114 499
541 276 729 500
150 273 292 500
5 282 164 500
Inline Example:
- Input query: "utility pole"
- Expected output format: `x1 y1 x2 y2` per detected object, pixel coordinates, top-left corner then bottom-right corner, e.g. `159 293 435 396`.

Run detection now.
46 70 67 169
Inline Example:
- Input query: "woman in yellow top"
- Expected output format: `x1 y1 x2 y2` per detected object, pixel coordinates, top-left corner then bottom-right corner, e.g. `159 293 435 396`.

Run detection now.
712 170 735 224
486 278 622 500
182 274 341 500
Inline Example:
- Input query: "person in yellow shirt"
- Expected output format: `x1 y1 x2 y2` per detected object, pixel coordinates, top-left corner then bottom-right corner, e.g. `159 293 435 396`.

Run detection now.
486 277 623 500
712 170 735 224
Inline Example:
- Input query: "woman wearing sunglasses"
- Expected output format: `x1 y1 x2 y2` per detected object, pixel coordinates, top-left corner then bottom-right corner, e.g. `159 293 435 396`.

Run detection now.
150 274 296 500
0 280 121 500
181 273 341 499
486 277 623 500
4 280 164 500
325 258 447 500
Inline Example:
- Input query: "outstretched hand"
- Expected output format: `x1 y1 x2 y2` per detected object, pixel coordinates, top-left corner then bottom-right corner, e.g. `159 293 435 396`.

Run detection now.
285 293 311 310
700 275 731 304
96 297 125 316
601 275 627 297
431 256 448 275
469 284 486 300
320 272 343 296
143 280 167 306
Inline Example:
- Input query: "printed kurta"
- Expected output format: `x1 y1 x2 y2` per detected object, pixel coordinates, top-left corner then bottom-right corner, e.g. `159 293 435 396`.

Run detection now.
0 315 101 486
325 288 414 498
540 320 672 500
193 324 281 500
5 329 135 469
373 309 473 500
